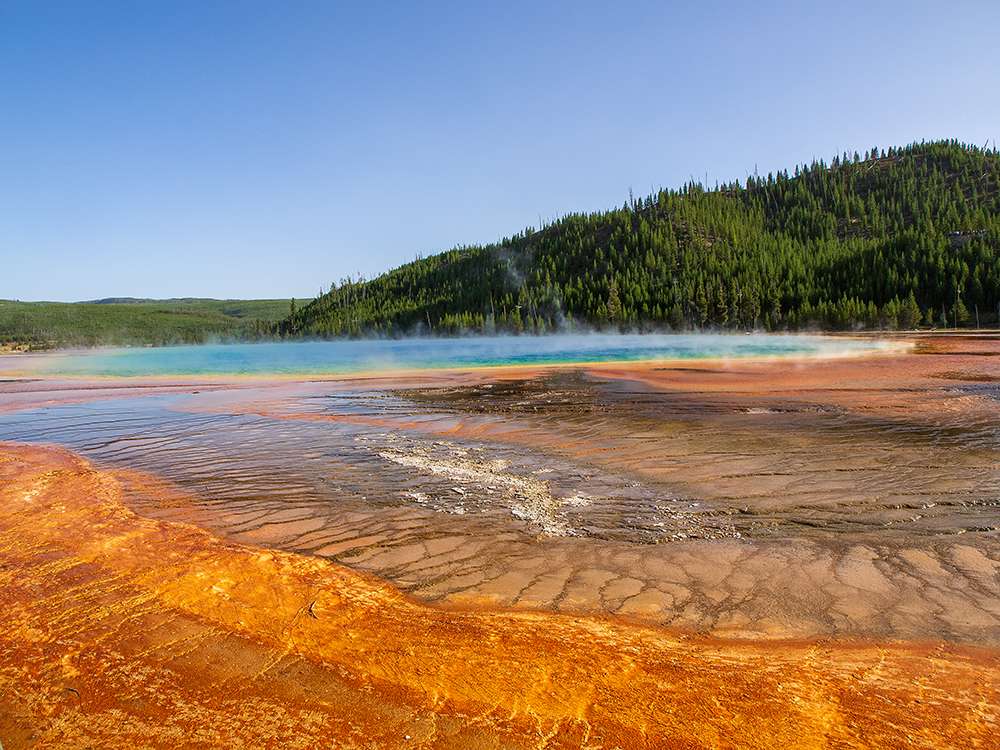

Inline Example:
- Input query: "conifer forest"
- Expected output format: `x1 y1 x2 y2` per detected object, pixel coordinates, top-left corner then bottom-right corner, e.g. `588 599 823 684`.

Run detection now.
285 140 1000 337
5 140 999 348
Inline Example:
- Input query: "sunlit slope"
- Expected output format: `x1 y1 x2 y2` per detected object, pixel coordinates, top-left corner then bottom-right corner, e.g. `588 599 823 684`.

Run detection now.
286 139 1000 336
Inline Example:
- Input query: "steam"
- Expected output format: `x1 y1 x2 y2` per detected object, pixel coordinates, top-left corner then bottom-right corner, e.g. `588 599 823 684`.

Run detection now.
6 333 905 378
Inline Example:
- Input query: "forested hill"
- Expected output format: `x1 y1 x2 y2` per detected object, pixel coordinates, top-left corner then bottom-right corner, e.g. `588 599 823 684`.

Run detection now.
285 140 1000 337
0 298 291 350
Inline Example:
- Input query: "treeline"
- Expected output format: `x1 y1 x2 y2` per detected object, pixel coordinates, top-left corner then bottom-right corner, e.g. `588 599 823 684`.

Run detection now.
285 139 1000 337
0 298 291 350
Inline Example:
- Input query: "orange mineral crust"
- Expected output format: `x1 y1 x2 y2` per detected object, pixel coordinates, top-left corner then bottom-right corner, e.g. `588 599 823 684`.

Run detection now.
2 443 999 749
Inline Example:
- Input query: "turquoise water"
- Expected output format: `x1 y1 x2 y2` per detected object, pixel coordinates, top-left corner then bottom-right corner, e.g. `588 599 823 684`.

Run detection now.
6 334 894 378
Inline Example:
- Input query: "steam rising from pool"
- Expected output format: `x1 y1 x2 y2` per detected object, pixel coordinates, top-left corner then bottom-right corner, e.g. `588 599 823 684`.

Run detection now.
12 333 899 377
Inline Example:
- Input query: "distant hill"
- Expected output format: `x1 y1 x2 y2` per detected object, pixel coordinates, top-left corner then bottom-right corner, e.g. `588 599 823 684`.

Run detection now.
0 298 292 350
283 139 1000 337
85 297 154 304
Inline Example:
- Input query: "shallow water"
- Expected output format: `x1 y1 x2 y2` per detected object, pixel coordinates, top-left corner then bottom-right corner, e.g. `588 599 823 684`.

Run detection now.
4 335 1000 646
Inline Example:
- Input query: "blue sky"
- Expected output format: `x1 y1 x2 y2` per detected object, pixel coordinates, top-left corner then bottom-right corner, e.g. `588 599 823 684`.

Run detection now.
2 1 998 302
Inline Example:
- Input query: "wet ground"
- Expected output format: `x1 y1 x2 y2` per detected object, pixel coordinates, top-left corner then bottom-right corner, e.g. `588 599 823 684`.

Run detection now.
2 333 999 647
5 442 998 749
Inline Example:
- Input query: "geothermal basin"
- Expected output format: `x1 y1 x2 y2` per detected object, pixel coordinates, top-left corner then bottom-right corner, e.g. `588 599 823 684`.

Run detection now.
1 333 999 748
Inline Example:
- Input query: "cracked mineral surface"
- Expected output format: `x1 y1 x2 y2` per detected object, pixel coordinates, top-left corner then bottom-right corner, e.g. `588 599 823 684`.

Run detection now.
2 332 1000 748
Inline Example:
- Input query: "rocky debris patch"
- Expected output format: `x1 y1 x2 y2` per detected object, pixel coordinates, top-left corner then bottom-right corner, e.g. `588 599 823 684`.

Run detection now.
353 433 740 542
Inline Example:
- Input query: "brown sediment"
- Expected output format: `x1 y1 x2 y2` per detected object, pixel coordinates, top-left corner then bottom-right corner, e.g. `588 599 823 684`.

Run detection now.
2 441 1000 749
6 335 999 648
109 334 1000 648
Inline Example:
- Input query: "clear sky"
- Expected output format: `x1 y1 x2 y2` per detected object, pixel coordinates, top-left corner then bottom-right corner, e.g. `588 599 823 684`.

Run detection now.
2 1 998 302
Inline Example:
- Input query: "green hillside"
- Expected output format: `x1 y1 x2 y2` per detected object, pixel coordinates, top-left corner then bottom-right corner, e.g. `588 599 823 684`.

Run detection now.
284 139 1000 337
0 298 291 350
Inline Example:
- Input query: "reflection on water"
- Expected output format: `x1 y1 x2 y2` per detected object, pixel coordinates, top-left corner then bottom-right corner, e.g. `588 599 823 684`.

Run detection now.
0 390 736 545
4 336 1000 648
